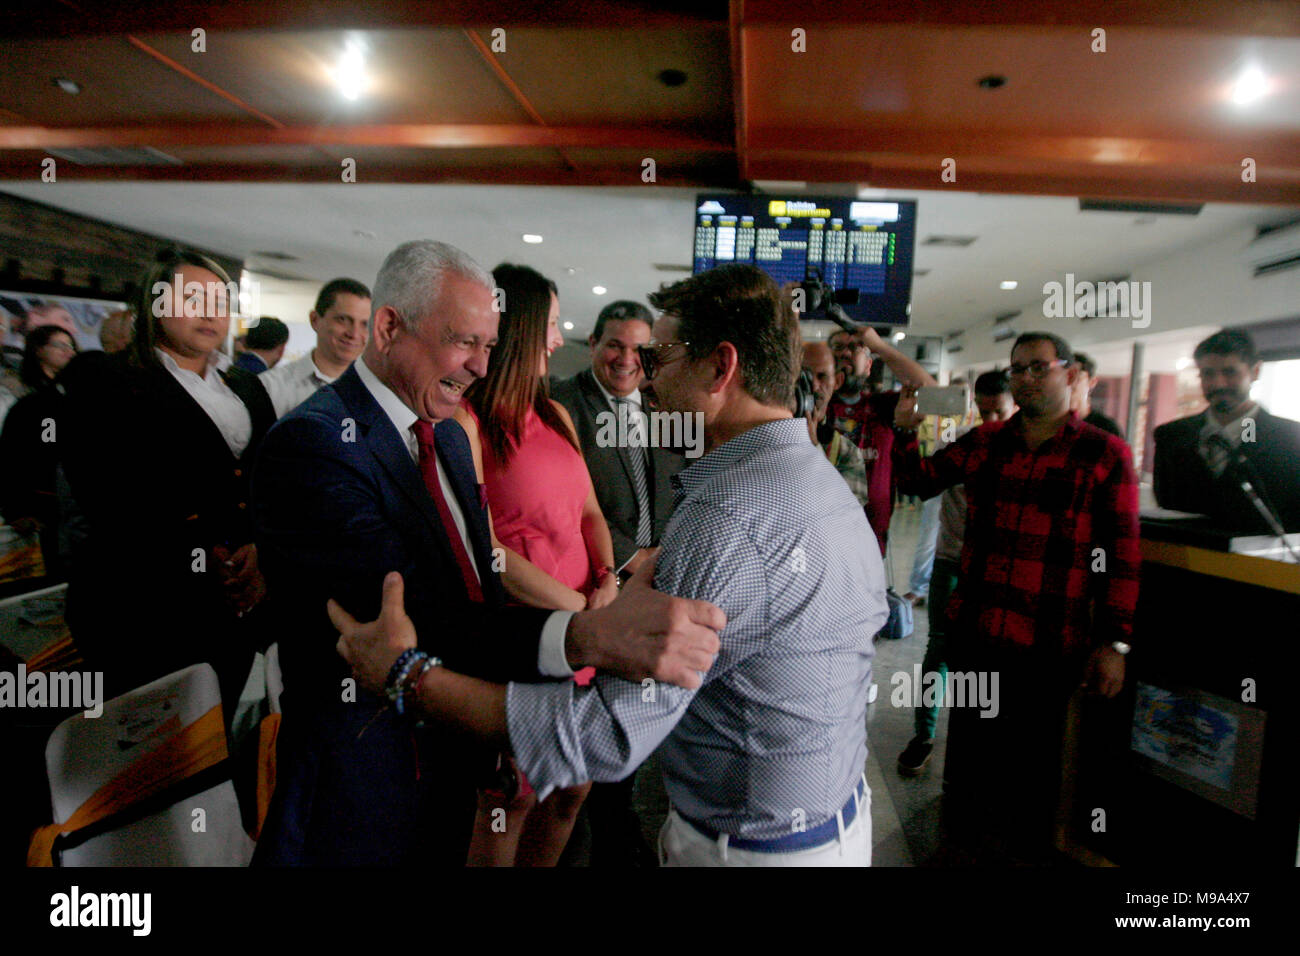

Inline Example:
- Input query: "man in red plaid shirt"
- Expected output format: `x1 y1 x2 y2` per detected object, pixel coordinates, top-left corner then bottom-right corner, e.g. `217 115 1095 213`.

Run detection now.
893 331 1140 861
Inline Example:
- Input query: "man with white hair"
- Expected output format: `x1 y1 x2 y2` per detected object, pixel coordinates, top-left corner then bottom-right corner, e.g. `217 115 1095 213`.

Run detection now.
252 240 723 866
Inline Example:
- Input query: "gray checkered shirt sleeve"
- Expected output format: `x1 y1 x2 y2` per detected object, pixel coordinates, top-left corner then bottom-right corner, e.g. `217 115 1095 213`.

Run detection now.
505 506 766 801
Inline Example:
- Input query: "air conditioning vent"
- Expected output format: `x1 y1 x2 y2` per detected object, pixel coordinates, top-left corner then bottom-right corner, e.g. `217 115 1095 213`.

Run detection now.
922 235 976 247
993 310 1021 325
652 263 693 273
992 326 1018 343
1240 220 1300 277
1079 199 1203 216
48 147 181 166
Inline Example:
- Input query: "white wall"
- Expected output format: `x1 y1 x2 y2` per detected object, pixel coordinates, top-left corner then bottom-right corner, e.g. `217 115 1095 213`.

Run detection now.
950 225 1300 371
241 271 320 361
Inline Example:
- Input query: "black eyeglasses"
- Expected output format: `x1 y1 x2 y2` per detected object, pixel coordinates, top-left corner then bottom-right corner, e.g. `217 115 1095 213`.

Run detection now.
637 341 691 380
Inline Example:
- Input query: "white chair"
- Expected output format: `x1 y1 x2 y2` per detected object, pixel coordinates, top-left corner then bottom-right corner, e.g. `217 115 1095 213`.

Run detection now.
38 663 254 866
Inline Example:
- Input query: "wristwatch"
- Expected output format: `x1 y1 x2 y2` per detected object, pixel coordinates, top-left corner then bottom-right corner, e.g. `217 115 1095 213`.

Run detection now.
1109 641 1131 656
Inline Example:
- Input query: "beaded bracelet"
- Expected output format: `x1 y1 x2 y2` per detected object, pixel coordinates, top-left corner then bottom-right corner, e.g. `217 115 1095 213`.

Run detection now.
401 656 441 713
386 649 426 713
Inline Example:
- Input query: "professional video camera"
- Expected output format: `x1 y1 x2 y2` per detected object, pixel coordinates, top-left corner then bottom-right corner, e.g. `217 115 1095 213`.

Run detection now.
798 269 861 332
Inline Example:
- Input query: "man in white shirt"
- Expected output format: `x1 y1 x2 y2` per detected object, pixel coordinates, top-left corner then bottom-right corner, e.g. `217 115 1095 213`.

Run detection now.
260 277 371 418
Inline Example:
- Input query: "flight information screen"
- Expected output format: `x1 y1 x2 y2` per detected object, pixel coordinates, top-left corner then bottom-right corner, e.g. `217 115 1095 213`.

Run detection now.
692 195 917 326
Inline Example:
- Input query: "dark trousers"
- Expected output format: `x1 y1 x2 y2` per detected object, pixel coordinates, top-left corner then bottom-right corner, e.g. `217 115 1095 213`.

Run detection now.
942 637 1087 862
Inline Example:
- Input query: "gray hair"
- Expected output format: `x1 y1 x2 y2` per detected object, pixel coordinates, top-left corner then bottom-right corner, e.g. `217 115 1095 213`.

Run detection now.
371 240 494 331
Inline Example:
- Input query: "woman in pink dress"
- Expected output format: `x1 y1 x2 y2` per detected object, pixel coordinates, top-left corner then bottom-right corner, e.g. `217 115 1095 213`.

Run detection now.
455 263 618 866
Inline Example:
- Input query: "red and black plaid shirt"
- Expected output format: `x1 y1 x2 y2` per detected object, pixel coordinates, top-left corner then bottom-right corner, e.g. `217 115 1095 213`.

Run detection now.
893 412 1140 655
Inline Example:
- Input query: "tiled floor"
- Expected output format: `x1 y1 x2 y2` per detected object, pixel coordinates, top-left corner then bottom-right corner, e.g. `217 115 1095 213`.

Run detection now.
629 503 948 866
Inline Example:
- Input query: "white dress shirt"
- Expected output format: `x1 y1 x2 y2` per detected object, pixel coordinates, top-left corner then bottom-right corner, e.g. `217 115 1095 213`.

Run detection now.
353 358 574 678
260 350 342 419
592 375 644 412
156 348 252 457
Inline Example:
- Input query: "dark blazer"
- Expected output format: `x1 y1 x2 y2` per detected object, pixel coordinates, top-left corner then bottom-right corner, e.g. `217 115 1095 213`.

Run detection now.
58 350 276 704
1153 408 1300 533
552 368 682 568
251 364 554 866
234 351 269 374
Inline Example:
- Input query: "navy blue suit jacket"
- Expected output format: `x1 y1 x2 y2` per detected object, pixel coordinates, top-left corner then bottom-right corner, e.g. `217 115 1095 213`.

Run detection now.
251 364 553 865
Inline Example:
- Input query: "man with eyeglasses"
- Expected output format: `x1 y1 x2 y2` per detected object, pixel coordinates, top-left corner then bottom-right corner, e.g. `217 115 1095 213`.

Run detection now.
552 299 684 866
332 264 888 866
893 331 1140 862
827 326 936 554
1153 328 1300 533
553 300 681 580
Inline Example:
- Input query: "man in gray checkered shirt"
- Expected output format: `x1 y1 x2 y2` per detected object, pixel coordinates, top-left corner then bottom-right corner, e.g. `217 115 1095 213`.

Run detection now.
334 265 888 866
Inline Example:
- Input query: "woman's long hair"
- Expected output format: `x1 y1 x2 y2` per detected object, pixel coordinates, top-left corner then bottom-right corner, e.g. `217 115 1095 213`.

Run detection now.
466 263 578 466
20 323 78 388
129 249 235 370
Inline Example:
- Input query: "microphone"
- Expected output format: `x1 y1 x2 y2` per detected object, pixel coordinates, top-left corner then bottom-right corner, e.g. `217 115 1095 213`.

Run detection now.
1206 433 1299 561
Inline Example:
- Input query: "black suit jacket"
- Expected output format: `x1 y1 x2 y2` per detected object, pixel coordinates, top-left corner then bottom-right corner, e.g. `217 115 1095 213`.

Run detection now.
58 351 275 702
551 369 682 568
251 364 553 866
1153 408 1300 533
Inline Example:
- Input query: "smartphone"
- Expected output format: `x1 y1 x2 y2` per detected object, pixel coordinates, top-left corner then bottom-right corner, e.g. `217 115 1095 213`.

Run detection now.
916 385 969 417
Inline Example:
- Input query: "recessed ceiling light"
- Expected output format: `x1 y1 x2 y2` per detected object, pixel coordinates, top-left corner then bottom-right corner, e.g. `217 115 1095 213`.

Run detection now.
563 321 574 331
1176 357 1194 370
522 234 543 244
1231 65 1269 106
53 77 81 95
977 75 1007 90
592 286 607 295
334 39 369 101
353 229 377 240
892 331 906 342
1000 280 1018 290
658 69 688 88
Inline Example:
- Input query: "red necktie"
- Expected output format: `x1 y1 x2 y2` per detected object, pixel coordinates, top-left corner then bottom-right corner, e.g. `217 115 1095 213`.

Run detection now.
412 419 484 603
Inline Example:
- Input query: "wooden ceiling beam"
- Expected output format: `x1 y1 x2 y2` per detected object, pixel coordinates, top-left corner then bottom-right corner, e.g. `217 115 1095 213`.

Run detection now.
0 162 737 187
1 1 726 38
0 124 733 151
738 0 1300 37
746 157 1300 205
747 127 1300 169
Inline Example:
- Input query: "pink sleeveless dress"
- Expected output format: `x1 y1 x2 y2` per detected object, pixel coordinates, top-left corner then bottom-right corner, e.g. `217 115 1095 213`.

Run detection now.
471 403 598 685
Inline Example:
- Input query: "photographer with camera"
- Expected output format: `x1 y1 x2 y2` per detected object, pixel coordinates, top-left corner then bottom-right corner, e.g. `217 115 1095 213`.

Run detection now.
827 325 936 554
801 341 870 510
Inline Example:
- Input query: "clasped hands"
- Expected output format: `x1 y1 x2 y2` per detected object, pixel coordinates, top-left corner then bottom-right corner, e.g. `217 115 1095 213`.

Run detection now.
332 548 725 697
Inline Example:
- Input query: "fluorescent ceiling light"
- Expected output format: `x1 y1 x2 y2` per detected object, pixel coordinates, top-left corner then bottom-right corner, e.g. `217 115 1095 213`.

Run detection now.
592 286 607 295
522 234 543 244
1000 280 1018 290
563 321 574 330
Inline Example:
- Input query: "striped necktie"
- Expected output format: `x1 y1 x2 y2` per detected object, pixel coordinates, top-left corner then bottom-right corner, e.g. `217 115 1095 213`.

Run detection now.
613 397 654 548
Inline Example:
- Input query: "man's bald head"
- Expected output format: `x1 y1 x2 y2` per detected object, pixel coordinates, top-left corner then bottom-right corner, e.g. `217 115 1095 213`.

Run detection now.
801 340 838 422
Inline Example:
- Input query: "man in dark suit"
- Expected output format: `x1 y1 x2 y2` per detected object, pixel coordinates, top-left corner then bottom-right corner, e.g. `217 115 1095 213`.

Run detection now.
1154 328 1300 533
553 300 682 577
551 300 685 865
233 316 288 373
252 242 722 866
